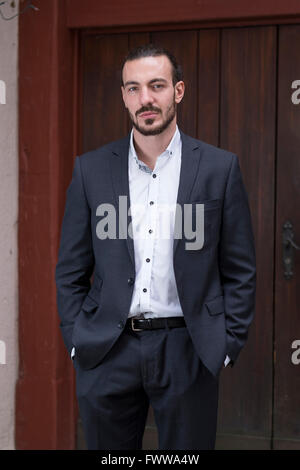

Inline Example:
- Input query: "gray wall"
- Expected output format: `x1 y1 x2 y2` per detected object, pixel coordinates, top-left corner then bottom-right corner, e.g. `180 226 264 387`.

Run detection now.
0 0 19 450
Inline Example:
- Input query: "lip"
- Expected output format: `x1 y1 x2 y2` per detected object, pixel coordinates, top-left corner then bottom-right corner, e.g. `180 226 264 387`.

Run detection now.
139 112 158 118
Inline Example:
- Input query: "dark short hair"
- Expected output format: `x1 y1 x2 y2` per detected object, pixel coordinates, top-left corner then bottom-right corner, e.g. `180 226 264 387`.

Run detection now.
121 44 183 86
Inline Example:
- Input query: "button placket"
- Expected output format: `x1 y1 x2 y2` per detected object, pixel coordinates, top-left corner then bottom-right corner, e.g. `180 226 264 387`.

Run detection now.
139 171 159 312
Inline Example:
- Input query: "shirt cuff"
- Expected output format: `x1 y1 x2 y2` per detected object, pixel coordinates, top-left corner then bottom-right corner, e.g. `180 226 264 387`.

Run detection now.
71 347 75 360
224 355 231 367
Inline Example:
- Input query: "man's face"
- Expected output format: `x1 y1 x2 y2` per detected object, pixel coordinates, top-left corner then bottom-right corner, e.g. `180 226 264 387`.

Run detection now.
121 55 184 136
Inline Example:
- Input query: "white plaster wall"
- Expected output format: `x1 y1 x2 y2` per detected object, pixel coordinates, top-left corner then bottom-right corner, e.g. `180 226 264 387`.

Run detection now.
0 0 19 450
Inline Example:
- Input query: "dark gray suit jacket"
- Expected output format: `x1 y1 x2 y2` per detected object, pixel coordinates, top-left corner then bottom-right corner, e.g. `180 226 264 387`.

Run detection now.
55 130 256 377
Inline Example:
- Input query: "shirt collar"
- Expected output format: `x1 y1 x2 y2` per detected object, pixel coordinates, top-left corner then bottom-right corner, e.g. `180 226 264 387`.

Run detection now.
129 125 180 172
165 124 181 156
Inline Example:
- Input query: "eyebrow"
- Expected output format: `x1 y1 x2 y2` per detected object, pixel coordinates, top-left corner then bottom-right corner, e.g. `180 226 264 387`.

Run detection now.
123 78 168 87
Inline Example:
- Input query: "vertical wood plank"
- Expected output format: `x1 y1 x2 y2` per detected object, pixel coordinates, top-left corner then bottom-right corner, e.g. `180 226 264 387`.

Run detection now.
129 32 151 49
218 26 277 449
197 29 220 145
17 0 76 449
82 33 129 152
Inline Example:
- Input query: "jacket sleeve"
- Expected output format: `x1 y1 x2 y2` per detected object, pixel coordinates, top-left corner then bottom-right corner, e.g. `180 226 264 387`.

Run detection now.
55 156 95 355
219 154 256 365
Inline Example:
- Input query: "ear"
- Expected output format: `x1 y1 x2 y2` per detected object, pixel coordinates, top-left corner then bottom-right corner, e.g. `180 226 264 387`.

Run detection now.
174 81 185 104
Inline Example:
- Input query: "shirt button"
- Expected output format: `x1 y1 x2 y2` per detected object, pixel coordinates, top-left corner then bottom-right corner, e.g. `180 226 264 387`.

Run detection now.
149 229 153 234
149 201 154 205
118 321 124 329
152 173 157 178
146 258 150 263
128 278 134 286
143 288 147 293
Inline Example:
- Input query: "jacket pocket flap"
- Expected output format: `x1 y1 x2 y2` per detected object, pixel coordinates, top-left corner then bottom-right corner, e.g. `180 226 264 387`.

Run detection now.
205 296 224 315
81 295 99 312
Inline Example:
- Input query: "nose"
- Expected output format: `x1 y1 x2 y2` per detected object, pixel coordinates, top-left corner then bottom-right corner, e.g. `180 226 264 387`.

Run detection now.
139 86 154 106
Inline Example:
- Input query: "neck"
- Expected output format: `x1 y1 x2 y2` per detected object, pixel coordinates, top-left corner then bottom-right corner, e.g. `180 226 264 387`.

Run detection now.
132 119 177 171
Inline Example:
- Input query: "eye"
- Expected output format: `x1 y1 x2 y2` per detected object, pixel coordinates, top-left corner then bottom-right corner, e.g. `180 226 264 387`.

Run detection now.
153 84 163 90
128 86 138 93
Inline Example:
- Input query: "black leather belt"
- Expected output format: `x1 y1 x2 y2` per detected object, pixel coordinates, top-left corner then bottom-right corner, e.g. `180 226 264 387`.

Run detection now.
126 316 186 331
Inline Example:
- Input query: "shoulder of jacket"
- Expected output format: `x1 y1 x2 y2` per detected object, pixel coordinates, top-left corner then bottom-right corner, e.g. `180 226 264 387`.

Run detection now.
77 134 130 163
180 130 236 164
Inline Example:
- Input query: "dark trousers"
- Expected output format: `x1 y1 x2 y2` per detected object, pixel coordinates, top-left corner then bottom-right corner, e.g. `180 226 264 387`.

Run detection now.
74 324 219 450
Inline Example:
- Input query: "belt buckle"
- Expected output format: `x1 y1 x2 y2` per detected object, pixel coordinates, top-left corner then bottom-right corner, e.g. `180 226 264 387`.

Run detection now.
131 317 143 332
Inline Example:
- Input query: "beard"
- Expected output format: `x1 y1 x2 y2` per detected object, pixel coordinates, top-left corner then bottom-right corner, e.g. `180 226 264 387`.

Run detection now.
128 95 177 136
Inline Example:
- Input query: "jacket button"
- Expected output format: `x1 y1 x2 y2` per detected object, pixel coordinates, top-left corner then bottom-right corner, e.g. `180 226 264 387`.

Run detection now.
128 277 134 286
118 321 124 329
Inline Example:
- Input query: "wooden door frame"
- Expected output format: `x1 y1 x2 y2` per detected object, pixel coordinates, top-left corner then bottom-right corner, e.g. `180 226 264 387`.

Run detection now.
17 0 300 449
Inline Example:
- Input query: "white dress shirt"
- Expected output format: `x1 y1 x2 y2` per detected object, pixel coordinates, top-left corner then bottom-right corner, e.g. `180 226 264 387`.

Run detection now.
128 125 183 319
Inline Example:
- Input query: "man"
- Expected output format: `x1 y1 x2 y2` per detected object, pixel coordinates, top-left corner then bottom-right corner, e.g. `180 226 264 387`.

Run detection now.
55 44 256 450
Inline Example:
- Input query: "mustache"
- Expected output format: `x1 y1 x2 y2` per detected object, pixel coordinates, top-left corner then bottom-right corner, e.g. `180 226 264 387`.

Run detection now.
136 106 161 117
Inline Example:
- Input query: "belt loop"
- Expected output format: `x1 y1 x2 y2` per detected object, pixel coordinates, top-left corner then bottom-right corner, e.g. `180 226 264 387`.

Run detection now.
164 318 170 331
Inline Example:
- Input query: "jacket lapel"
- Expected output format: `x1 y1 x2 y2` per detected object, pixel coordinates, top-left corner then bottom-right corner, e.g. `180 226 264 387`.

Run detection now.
109 134 135 269
173 131 202 255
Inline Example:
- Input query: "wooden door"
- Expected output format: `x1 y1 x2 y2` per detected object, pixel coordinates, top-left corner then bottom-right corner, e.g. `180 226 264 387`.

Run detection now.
274 25 300 450
78 26 300 449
